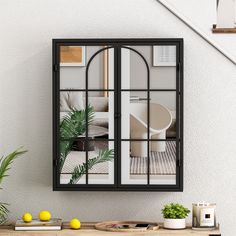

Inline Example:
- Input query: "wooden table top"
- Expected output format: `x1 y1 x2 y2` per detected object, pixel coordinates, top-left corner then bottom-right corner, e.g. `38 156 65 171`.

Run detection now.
0 222 221 236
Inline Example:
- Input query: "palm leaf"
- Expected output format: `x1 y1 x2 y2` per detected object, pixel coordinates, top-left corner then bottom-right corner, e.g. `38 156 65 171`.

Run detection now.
0 202 9 225
69 149 114 184
0 147 27 186
0 147 27 224
60 105 94 140
59 140 73 172
59 106 95 172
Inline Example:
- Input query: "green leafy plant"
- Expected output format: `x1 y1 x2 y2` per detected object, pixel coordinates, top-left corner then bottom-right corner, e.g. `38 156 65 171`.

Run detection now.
0 147 27 224
69 149 114 184
59 106 114 184
161 203 190 219
60 106 95 172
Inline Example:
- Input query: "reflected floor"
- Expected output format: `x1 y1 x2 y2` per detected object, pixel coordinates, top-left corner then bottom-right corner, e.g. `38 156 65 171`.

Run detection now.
61 141 176 176
130 141 176 175
61 140 109 175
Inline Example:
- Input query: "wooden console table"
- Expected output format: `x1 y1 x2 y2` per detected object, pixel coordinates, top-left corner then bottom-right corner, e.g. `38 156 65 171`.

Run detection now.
0 222 221 236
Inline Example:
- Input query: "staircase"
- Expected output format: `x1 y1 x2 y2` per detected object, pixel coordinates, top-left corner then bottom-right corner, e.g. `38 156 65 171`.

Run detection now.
156 0 236 65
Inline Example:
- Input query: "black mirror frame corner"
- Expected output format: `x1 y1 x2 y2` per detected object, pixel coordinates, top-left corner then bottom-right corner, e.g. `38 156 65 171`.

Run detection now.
52 38 184 192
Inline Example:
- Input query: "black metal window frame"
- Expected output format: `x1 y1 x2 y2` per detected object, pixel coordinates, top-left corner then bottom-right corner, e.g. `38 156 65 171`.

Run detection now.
53 38 184 191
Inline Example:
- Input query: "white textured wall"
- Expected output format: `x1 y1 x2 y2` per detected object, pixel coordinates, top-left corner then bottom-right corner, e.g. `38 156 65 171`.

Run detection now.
0 0 236 235
165 0 236 58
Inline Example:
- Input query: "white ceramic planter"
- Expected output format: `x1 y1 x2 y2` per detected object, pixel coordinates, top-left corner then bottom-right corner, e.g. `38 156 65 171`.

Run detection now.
163 218 186 229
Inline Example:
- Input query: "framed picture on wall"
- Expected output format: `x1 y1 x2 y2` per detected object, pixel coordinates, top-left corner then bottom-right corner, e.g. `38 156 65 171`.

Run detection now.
60 46 86 66
153 45 176 66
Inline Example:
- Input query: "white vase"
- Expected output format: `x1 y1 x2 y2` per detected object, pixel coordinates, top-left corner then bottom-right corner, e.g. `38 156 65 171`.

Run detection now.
163 218 186 229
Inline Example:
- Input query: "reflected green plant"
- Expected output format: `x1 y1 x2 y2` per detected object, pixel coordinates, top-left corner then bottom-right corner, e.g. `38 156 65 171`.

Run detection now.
60 106 94 172
60 106 114 184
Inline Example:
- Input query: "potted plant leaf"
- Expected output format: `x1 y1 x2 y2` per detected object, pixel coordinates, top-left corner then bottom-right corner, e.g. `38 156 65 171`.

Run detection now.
161 203 190 229
0 147 27 224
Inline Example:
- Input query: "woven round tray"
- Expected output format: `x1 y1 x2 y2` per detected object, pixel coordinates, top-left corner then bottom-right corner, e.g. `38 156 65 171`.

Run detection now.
95 221 159 232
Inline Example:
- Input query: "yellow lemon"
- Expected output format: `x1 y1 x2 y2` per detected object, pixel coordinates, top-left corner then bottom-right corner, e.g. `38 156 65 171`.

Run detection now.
38 210 51 221
70 218 81 229
22 212 32 223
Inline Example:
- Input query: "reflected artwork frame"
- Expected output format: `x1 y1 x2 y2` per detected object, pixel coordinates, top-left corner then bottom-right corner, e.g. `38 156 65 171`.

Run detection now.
153 45 176 67
60 46 86 67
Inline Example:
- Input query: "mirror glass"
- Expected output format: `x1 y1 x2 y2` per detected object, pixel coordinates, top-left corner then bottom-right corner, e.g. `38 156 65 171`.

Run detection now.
120 46 177 185
57 43 179 187
59 46 115 185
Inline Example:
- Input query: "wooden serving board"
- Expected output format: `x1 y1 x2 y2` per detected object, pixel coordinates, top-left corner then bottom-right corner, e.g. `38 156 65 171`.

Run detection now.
95 221 159 232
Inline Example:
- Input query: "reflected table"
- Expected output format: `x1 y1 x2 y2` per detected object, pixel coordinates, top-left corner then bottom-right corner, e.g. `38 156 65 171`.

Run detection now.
73 125 108 151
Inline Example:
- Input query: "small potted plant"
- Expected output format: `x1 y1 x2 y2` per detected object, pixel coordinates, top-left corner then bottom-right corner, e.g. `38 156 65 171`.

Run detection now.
161 203 190 229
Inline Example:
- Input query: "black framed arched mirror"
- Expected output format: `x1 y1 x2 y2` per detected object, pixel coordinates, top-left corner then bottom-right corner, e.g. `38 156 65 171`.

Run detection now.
53 38 183 191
